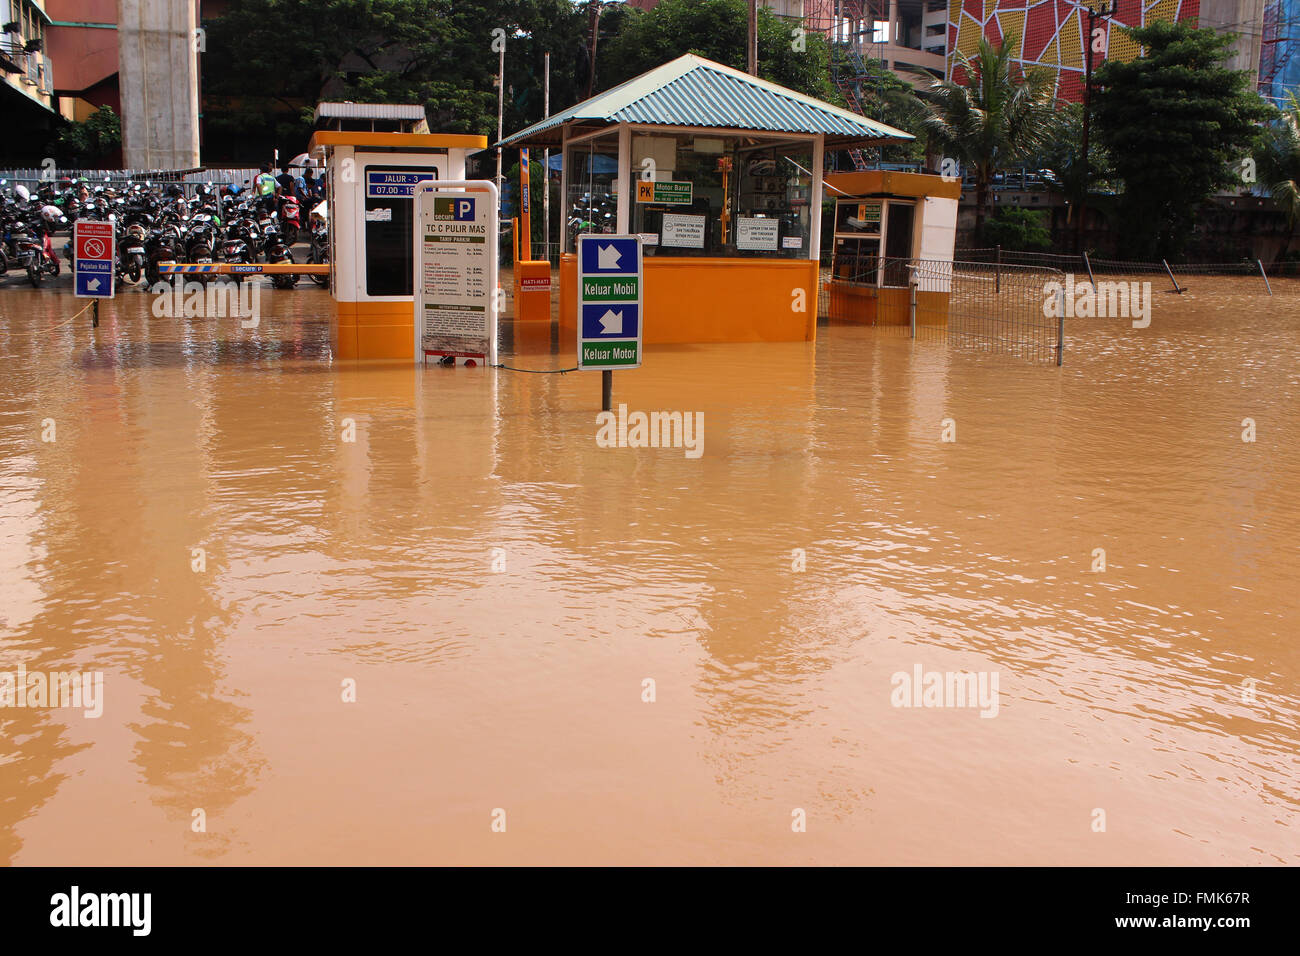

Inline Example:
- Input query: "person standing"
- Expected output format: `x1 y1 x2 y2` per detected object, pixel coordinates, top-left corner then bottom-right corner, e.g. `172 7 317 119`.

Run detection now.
253 163 277 214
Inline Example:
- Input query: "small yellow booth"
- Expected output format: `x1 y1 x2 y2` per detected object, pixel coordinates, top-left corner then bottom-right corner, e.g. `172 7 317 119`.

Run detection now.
498 54 912 347
309 129 488 359
822 169 961 326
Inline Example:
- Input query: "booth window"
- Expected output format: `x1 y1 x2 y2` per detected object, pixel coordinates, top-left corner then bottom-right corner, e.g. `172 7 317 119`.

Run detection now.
363 165 436 297
565 133 619 252
630 133 813 259
832 198 916 287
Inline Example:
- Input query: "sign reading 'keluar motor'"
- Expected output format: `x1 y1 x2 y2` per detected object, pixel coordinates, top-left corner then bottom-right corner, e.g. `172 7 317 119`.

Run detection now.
577 234 642 370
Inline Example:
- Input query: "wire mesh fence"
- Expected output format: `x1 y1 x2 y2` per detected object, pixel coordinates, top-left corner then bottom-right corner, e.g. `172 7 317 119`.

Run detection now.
954 247 1300 293
820 257 1066 365
0 168 264 200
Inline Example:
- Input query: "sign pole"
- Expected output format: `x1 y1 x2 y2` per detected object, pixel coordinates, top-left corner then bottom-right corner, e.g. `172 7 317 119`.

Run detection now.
577 235 643 407
520 147 531 262
92 300 99 328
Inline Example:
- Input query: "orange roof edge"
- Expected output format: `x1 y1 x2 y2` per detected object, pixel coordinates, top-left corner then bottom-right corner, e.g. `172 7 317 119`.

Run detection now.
824 170 961 201
307 131 489 155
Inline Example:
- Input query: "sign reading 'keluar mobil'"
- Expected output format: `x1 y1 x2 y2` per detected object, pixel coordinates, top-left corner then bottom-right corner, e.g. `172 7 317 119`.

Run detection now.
577 234 642 370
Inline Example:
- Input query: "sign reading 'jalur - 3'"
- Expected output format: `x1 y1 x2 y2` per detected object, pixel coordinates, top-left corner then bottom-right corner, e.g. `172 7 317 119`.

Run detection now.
577 234 642 370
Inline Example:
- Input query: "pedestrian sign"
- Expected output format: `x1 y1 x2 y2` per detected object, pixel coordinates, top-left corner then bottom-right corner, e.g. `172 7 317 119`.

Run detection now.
577 235 641 370
74 220 115 298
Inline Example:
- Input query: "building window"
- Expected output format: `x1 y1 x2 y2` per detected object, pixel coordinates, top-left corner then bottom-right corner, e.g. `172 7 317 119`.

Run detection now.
630 132 813 259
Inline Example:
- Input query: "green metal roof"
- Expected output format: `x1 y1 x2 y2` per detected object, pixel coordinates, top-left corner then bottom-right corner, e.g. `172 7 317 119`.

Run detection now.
499 54 913 149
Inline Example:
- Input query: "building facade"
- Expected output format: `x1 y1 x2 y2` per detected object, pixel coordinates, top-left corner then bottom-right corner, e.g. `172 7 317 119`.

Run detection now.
1 0 57 149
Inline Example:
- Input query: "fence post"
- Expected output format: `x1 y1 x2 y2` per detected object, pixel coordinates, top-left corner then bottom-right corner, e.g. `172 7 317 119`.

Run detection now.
1162 259 1182 293
909 272 918 338
995 244 1001 294
1083 251 1096 291
1055 285 1065 367
1257 259 1272 295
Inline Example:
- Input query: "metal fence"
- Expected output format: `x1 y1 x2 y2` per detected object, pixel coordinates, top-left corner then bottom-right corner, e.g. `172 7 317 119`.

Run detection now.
0 167 263 199
820 257 1066 366
955 247 1300 293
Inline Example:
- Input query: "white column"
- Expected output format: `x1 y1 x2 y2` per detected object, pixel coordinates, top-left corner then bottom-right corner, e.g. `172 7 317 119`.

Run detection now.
810 135 824 264
616 124 631 234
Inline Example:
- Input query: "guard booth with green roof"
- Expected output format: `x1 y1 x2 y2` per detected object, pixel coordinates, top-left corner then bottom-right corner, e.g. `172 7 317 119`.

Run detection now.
499 54 913 345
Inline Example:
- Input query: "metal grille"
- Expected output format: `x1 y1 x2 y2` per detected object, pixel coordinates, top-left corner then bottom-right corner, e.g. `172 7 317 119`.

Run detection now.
820 257 1066 365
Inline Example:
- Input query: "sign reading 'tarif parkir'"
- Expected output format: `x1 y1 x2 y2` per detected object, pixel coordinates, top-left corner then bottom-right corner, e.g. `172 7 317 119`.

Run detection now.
577 234 642 370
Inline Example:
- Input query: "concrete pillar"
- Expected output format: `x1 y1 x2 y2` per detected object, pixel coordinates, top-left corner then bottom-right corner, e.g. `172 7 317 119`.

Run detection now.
887 0 899 69
117 0 200 170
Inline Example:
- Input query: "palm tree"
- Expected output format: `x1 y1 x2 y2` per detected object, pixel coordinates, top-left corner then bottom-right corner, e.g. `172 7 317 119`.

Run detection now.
1266 91 1300 262
920 36 1055 242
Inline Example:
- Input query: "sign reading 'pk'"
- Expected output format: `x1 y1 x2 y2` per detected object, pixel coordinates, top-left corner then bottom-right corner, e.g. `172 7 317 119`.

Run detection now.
577 235 642 370
635 180 692 204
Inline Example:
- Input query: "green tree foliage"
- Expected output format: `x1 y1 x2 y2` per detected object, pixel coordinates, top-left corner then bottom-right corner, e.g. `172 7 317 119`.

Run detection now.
57 106 121 166
920 35 1055 242
1259 92 1300 223
981 207 1051 251
1092 21 1274 258
202 0 589 159
599 0 837 101
1033 101 1113 212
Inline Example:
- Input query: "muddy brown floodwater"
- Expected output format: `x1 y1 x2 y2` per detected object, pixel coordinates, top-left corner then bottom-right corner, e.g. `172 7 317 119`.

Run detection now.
0 274 1297 865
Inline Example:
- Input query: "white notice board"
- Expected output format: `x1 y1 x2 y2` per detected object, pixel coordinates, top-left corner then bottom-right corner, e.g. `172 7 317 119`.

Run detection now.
661 213 706 249
413 180 499 366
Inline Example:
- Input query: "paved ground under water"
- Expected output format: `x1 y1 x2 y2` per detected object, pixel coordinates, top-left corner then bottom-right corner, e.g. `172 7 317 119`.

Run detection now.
0 274 1297 865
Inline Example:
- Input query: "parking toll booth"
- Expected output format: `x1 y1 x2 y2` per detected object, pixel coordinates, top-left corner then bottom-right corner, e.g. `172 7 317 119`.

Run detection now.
497 54 912 348
308 129 488 359
822 170 960 326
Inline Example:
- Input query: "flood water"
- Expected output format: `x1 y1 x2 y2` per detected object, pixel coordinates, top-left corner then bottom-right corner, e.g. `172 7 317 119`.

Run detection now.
1 274 1297 865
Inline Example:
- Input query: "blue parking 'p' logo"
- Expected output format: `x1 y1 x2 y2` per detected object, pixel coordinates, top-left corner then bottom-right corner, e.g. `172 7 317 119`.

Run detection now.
454 199 475 221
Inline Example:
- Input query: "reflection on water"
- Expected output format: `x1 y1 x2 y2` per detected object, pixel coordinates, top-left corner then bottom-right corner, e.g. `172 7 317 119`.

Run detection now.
0 278 1297 864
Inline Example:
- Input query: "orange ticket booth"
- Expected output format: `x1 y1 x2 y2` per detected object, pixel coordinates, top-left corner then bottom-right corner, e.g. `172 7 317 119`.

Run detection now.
498 54 913 351
309 129 488 359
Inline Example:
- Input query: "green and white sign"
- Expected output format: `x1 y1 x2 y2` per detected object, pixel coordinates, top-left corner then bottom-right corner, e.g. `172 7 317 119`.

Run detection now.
635 180 693 204
578 234 642 370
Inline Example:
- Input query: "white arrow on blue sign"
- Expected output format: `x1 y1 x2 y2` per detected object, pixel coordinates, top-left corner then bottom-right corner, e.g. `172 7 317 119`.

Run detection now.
577 234 642 370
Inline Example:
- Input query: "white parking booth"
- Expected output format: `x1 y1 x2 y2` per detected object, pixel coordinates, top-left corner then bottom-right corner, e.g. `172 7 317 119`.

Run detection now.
307 130 488 359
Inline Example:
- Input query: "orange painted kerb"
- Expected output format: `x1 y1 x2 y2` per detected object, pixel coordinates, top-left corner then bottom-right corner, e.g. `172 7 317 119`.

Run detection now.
561 255 817 347
307 131 488 153
332 301 413 361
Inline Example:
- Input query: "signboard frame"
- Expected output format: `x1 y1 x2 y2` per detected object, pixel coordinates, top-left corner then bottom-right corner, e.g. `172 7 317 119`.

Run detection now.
73 219 115 299
413 180 499 367
577 234 643 371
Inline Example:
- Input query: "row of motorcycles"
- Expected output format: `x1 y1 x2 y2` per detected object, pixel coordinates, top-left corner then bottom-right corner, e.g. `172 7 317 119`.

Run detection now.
1 177 329 290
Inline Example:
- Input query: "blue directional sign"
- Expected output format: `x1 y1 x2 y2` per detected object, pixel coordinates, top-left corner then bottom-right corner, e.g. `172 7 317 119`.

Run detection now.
579 236 640 275
582 302 640 339
577 234 642 370
74 220 115 299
